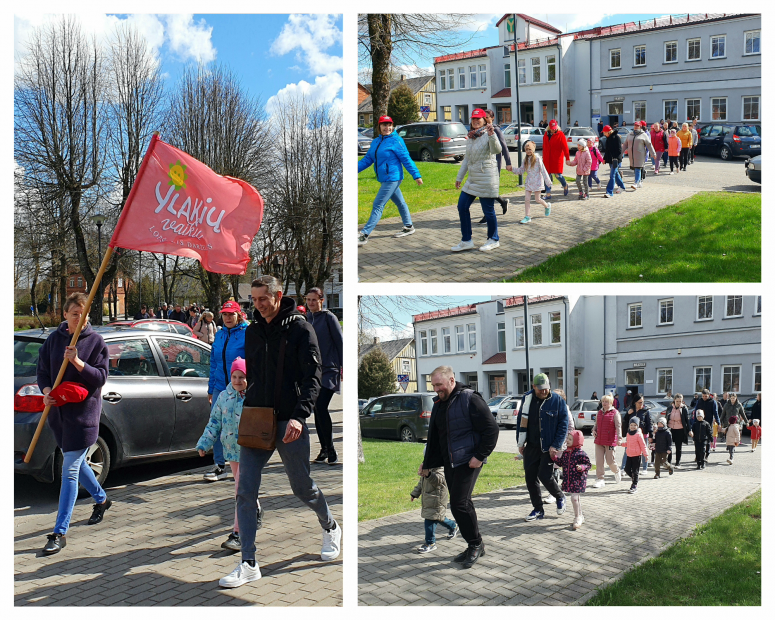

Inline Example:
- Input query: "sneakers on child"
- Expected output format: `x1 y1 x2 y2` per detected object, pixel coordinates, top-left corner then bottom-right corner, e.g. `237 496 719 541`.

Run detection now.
631 184 638 190
628 485 638 494
418 542 436 554
572 515 585 530
219 561 261 588
556 495 567 515
519 216 532 224
614 188 623 194
583 193 589 200
604 193 612 199
544 203 551 216
394 226 416 238
727 458 733 465
203 465 228 482
578 194 585 200
479 238 500 252
451 240 475 252
447 524 459 540
321 521 341 561
525 509 545 521
592 479 605 489
357 232 369 246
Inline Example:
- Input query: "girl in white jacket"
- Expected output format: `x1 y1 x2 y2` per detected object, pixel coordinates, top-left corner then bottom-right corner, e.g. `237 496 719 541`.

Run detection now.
512 140 552 224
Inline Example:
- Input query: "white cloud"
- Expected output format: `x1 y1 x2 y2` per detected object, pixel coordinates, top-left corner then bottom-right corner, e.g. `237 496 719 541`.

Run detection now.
266 72 343 115
270 14 342 75
163 14 216 64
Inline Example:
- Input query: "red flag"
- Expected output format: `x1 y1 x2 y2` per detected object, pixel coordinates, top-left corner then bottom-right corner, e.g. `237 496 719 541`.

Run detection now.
109 134 264 275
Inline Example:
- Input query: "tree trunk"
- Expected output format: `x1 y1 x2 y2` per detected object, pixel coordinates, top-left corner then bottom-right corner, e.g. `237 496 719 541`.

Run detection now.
368 14 393 122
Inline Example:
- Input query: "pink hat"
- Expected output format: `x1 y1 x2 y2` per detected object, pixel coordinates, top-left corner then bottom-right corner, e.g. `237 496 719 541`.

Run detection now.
568 430 584 450
230 357 246 376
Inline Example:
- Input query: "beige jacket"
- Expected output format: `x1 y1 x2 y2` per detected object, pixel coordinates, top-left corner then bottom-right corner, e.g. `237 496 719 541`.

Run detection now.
193 319 216 344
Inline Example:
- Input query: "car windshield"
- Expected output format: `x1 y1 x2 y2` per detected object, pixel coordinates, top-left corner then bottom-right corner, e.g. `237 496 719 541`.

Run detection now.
504 127 517 135
14 339 42 377
582 402 598 410
487 396 505 405
735 126 759 137
441 123 468 138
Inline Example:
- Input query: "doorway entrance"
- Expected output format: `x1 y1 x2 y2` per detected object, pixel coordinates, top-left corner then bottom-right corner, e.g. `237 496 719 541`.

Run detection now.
489 375 507 398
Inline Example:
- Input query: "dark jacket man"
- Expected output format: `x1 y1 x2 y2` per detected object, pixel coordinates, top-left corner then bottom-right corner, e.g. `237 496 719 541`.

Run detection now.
168 307 187 323
694 394 720 425
603 129 623 165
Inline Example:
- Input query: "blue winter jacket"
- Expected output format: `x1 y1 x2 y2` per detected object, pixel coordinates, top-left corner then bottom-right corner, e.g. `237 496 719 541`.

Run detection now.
208 322 247 395
357 131 422 183
515 389 569 452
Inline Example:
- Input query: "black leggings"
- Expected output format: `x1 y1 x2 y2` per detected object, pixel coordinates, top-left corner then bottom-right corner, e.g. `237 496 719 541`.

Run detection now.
624 455 640 486
668 428 686 464
680 149 689 170
314 387 336 450
444 463 483 545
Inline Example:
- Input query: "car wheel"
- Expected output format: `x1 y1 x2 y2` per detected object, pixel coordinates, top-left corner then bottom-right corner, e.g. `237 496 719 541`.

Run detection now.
85 435 111 488
400 426 416 442
719 145 731 160
419 149 433 163
454 156 463 162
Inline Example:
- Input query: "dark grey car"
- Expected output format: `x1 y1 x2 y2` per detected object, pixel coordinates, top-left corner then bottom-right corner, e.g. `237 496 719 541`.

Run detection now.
359 392 435 442
14 327 213 486
395 122 468 162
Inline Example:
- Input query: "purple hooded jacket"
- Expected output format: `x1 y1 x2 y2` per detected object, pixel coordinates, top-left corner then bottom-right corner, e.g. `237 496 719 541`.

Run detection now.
37 322 109 452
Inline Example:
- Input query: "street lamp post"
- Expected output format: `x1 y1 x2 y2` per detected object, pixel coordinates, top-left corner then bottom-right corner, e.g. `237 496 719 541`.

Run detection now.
512 15 523 185
91 213 107 323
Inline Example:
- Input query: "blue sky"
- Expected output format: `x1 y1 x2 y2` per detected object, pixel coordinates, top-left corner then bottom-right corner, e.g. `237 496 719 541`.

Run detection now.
15 14 343 114
360 13 670 76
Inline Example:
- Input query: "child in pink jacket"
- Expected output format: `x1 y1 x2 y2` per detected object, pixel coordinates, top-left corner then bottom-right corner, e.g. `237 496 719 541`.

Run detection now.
586 141 605 192
619 417 649 493
567 138 593 200
668 129 682 174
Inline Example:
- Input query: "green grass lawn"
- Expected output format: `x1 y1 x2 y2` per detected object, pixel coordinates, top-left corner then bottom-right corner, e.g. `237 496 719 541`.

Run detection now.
586 489 761 606
358 438 525 522
358 158 559 225
506 191 761 282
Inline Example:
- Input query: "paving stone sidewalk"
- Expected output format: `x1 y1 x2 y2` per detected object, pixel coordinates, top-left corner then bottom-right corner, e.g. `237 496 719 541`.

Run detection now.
358 441 760 606
357 157 760 282
15 408 343 606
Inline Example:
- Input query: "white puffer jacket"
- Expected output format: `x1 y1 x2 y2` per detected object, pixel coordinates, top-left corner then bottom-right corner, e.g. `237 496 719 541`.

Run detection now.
456 130 502 198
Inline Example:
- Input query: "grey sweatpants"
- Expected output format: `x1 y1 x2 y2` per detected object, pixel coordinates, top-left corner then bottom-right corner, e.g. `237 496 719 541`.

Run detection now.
576 175 589 195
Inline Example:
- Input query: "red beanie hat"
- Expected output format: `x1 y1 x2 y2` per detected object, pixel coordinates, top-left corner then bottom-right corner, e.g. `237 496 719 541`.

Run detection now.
602 125 612 132
49 381 90 405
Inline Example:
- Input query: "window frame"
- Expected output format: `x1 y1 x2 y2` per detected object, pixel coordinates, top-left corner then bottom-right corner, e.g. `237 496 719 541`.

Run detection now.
467 323 476 351
744 30 760 56
531 313 542 346
686 98 701 122
656 368 673 395
695 366 712 392
710 34 727 59
658 298 674 326
634 44 646 67
549 311 561 344
469 65 477 89
455 325 465 352
624 369 644 385
429 328 438 354
628 302 643 329
497 321 506 353
448 68 454 90
504 62 511 88
633 101 647 124
440 72 446 91
531 57 541 83
725 295 743 318
710 97 728 121
686 37 701 61
546 54 556 82
609 48 621 70
458 66 466 89
514 315 525 348
419 330 428 356
664 40 678 64
753 364 761 393
442 327 451 353
721 365 741 393
696 295 714 321
754 296 761 316
742 96 760 121
479 64 487 87
663 99 677 122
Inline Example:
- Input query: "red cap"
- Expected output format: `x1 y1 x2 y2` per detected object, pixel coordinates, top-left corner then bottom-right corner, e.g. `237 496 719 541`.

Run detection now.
602 125 612 132
377 116 393 125
220 300 241 314
297 305 307 314
548 119 558 130
49 381 89 405
470 108 487 119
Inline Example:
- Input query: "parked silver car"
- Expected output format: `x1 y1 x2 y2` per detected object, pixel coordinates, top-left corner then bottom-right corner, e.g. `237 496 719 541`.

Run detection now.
569 399 600 431
395 122 468 162
503 125 544 151
496 396 522 428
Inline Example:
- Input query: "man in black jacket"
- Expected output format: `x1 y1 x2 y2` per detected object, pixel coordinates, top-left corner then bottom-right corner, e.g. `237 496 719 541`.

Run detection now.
602 125 626 198
167 303 187 323
219 276 340 589
420 366 499 568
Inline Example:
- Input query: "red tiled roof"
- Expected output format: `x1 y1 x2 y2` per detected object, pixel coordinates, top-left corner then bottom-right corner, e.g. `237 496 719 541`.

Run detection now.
483 352 507 365
496 14 562 35
491 88 511 99
503 295 566 308
434 48 489 64
413 305 478 323
571 13 748 40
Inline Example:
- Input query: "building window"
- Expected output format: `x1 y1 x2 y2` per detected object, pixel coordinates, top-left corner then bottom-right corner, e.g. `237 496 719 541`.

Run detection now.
745 30 760 55
531 314 542 346
549 311 561 344
628 303 642 328
658 299 674 325
610 48 621 69
430 329 438 354
531 57 540 83
330 294 339 307
725 295 743 318
608 102 623 115
456 325 465 352
442 327 451 353
625 369 644 385
497 322 506 353
657 369 673 395
424 93 432 106
117 278 123 288
458 67 466 89
753 364 761 392
722 365 741 393
546 55 556 82
755 296 761 316
77 277 83 287
440 73 446 90
359 114 364 125
504 63 511 88
686 99 701 122
633 101 647 123
467 323 476 351
468 66 477 89
517 59 527 85
448 69 454 90
711 97 727 121
742 96 760 121
687 38 701 61
634 45 646 66
695 367 712 392
69 278 75 287
496 300 504 314
514 316 525 348
419 330 428 355
697 296 713 320
711 35 726 59
664 41 677 63
664 100 677 122
574 369 580 398
479 64 487 87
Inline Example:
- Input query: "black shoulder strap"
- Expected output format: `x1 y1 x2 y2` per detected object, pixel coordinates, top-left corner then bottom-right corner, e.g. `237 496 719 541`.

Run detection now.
274 336 286 412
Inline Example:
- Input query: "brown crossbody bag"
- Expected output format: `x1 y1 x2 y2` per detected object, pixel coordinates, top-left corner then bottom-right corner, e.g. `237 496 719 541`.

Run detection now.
238 336 286 451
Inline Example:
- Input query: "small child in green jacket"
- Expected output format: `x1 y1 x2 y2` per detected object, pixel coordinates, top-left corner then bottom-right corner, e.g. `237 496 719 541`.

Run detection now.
410 467 458 553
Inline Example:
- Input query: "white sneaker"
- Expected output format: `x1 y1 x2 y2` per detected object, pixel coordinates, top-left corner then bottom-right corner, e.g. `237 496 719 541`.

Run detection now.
203 465 229 482
614 188 623 194
572 515 585 530
614 470 622 483
451 240 475 252
321 521 341 561
636 182 643 188
592 479 605 489
631 184 638 190
479 238 500 252
357 233 368 246
219 561 262 588
727 458 733 465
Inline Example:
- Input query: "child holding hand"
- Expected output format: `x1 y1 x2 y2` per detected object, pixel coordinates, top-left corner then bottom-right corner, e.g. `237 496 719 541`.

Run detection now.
513 140 552 224
725 415 741 464
552 430 591 529
748 419 761 452
410 467 458 553
619 418 649 493
567 139 592 200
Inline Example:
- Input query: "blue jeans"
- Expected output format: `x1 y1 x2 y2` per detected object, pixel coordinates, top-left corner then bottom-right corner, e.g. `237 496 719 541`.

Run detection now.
587 170 600 188
362 180 413 236
237 419 334 562
54 447 107 534
545 173 567 194
210 388 225 467
633 168 642 185
424 518 457 544
606 162 626 196
457 192 497 242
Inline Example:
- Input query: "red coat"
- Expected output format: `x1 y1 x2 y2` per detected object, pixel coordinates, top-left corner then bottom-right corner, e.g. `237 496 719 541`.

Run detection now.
542 130 570 175
747 425 762 440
